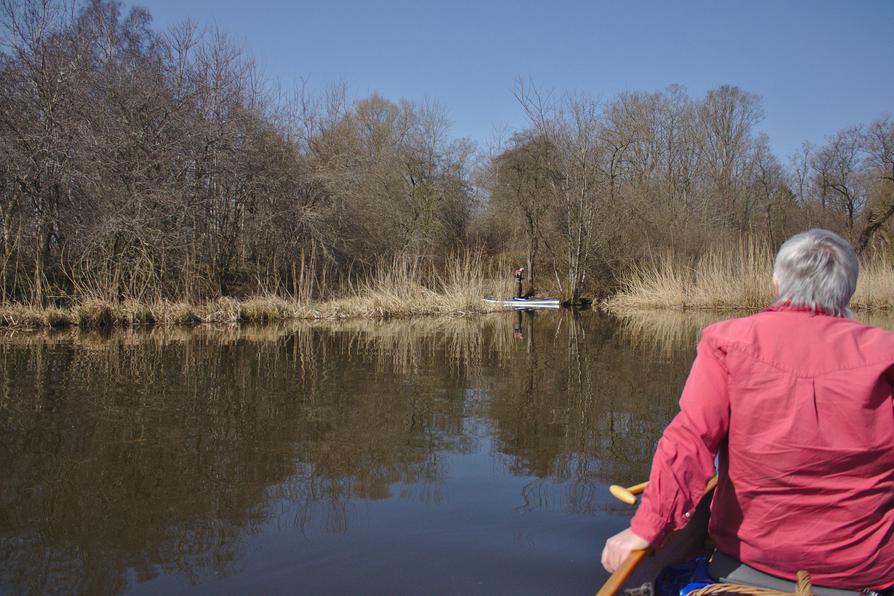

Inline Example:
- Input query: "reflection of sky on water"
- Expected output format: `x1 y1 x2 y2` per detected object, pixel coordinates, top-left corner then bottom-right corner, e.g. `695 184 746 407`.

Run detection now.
129 430 616 595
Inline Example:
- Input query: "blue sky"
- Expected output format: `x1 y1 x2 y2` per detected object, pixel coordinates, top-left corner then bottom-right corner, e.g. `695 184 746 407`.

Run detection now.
130 0 893 162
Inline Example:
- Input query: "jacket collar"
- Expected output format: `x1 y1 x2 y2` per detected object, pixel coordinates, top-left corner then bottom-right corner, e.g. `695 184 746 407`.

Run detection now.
764 301 835 317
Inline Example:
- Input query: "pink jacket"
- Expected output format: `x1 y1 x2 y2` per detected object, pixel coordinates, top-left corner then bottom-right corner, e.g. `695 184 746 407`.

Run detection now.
630 305 894 590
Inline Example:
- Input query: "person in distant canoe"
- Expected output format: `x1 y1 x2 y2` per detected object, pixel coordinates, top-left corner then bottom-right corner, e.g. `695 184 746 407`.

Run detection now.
513 267 526 298
601 229 894 592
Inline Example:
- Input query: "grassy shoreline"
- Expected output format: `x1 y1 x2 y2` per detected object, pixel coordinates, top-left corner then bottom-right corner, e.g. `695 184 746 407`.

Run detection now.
0 294 505 330
604 245 894 313
1 252 515 330
8 244 894 330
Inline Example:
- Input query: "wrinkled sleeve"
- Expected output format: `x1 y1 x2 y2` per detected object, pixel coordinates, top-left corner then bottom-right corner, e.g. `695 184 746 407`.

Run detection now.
630 332 730 545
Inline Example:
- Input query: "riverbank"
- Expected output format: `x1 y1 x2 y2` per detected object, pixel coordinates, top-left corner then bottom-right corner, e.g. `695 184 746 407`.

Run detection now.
9 244 894 330
604 246 894 312
0 291 510 329
0 252 519 329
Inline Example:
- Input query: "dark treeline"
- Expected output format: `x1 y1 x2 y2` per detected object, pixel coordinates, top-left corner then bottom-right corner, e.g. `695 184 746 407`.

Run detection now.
2 0 893 307
1 0 473 306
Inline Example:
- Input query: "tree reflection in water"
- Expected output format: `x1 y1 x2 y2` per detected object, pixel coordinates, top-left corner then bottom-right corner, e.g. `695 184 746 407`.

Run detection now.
0 311 727 594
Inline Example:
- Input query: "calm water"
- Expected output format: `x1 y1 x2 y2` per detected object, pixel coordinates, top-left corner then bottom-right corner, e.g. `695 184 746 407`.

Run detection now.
5 308 865 595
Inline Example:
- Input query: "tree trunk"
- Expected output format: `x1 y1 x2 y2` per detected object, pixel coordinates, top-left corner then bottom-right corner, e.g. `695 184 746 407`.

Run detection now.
33 224 45 307
0 206 10 305
526 233 538 295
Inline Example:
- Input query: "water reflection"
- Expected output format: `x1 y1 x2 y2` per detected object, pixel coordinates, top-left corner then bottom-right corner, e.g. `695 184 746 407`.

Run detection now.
0 311 721 594
612 307 894 358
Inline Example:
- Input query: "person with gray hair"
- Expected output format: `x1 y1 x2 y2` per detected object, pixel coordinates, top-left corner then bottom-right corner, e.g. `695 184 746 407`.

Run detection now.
773 228 859 318
602 228 894 592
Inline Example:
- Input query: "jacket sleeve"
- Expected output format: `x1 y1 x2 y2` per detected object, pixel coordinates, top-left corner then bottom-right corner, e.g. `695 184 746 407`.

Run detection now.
629 332 731 545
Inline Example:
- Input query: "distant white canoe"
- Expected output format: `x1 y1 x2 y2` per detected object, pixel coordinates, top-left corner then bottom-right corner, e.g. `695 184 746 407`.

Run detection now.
483 297 561 309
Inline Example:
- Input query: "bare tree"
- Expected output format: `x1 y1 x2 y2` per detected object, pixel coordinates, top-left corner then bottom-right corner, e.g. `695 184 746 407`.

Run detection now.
811 126 866 238
489 132 558 292
856 116 894 253
697 85 764 234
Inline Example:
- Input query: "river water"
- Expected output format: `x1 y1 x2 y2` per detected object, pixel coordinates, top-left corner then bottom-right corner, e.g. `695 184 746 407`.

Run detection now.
4 309 887 595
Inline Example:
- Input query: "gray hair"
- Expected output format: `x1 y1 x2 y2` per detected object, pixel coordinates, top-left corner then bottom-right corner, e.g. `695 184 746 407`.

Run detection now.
773 229 858 317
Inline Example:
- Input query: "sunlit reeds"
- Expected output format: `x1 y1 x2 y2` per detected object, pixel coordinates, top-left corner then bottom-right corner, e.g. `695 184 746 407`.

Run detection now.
851 258 894 311
0 252 512 329
321 252 506 318
606 241 894 313
605 241 773 312
0 304 76 328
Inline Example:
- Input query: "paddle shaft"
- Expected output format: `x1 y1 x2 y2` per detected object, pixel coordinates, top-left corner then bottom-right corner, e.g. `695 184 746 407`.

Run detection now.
596 549 647 596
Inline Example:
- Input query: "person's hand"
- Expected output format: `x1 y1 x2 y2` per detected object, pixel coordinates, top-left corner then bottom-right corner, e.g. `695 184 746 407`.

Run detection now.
601 527 650 573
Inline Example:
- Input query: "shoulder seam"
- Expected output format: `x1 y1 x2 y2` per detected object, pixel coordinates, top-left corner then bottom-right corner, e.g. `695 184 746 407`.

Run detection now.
716 341 894 378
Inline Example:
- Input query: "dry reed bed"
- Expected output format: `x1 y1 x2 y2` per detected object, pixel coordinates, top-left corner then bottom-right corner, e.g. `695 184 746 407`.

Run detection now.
0 295 501 330
605 245 894 312
0 254 509 329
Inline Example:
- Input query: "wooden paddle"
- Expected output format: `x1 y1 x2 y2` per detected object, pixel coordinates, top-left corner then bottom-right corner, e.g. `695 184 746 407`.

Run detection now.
597 549 648 596
608 481 649 505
